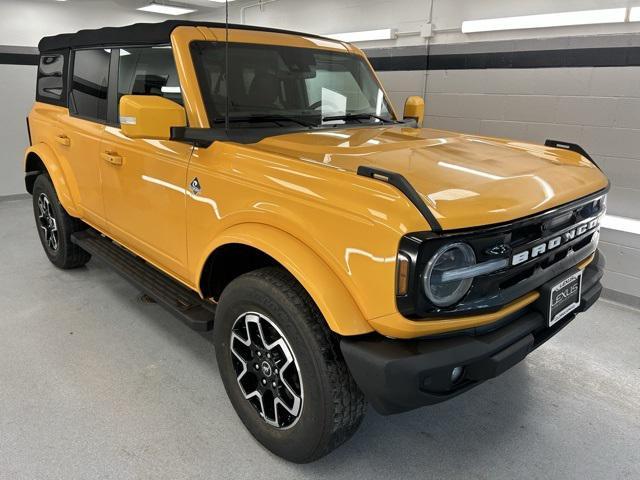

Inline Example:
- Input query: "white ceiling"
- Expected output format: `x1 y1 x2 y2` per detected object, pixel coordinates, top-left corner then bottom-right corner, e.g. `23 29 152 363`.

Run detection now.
178 0 246 7
111 0 250 11
27 0 257 17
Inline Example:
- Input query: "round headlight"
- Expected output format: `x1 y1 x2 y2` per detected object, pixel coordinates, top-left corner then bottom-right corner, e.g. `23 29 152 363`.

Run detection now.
422 243 476 307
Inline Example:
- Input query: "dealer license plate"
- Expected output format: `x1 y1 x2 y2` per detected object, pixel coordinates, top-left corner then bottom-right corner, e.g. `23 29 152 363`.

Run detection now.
548 270 583 327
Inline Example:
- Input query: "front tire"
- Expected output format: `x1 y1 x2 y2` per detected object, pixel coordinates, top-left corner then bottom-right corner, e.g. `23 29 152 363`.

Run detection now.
31 174 91 269
214 267 366 463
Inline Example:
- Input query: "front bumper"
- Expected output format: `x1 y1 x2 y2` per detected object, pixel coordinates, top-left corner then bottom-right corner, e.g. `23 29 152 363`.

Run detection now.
340 250 604 415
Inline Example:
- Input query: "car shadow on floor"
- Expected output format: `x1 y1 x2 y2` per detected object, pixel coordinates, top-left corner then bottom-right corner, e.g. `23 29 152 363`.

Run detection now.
300 363 534 475
90 262 529 468
86 257 536 474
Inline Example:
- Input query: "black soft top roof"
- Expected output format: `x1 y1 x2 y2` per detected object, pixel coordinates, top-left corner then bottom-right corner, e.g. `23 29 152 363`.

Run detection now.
39 20 335 52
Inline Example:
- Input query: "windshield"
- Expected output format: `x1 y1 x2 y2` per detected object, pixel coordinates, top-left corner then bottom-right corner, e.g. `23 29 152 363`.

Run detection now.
191 42 395 128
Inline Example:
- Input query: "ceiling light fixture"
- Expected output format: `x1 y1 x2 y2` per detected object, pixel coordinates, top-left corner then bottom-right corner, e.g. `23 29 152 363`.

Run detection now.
462 8 627 33
629 7 640 22
327 29 396 43
137 3 196 16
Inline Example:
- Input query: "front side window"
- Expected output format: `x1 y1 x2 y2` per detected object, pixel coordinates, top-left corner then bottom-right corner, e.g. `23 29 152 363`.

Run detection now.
70 49 110 122
191 42 393 128
116 46 183 112
37 54 65 103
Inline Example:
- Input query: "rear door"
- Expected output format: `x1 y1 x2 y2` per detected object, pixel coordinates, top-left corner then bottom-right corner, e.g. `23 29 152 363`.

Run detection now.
56 48 112 228
99 46 193 280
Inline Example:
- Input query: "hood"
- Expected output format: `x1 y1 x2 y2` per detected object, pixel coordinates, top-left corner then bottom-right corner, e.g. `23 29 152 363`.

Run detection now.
250 126 609 230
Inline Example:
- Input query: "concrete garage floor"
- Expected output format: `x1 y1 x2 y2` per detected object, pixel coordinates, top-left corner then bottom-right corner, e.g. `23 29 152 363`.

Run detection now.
1 197 639 480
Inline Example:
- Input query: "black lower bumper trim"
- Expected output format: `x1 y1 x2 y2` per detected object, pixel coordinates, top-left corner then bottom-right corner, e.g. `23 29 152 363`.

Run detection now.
341 251 604 415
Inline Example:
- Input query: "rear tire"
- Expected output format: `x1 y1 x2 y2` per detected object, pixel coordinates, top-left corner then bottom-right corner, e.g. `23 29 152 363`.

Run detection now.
32 174 91 269
214 267 366 463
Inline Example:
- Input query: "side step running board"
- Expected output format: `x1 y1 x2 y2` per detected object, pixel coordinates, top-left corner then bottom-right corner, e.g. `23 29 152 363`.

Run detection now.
71 229 215 332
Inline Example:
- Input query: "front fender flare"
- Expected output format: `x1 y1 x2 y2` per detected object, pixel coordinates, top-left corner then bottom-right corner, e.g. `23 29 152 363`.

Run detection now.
197 223 374 337
24 143 81 217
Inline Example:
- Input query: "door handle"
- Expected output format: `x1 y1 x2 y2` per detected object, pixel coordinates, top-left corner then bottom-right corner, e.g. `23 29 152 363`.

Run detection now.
101 151 123 166
55 134 71 146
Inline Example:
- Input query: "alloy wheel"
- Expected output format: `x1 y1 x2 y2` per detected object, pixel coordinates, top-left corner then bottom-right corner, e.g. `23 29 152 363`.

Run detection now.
230 312 303 429
37 193 59 251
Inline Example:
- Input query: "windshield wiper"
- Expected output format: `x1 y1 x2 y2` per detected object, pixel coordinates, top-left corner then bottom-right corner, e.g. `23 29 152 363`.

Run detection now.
322 113 395 124
213 114 317 128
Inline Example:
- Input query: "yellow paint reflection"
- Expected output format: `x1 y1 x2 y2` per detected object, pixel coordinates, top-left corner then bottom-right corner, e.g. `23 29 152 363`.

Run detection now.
344 247 395 275
141 175 221 219
265 176 324 199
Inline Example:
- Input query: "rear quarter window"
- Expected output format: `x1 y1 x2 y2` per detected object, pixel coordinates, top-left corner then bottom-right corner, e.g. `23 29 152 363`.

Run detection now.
36 53 66 105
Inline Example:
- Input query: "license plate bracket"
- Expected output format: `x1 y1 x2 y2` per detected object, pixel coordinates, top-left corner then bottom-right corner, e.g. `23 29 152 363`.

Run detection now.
538 269 583 327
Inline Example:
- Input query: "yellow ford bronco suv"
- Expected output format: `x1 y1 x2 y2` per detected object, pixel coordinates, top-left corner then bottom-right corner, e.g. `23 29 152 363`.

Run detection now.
26 21 609 462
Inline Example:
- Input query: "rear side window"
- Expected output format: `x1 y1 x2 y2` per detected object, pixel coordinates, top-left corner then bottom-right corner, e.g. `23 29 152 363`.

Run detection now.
70 49 110 122
117 46 183 111
37 54 65 104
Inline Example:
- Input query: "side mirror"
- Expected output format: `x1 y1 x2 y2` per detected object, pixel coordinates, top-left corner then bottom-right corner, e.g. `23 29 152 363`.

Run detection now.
119 95 186 140
403 96 425 127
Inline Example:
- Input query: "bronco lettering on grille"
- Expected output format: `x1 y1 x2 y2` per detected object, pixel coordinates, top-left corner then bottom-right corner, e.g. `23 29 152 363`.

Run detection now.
511 217 600 266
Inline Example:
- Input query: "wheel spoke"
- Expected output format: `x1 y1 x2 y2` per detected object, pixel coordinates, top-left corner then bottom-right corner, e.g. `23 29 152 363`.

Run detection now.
49 233 58 250
246 314 268 350
37 193 59 252
230 312 303 429
37 198 46 218
231 332 250 378
46 200 53 218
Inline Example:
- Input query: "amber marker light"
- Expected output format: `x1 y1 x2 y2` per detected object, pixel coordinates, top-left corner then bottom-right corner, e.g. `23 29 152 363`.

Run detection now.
396 253 410 296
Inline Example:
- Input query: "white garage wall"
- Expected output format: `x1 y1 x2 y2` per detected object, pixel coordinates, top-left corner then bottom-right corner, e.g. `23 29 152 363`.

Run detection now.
189 0 433 45
190 0 640 42
0 63 37 199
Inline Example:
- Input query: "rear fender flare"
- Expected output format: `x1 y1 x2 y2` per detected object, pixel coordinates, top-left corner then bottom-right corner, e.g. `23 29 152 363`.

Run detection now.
24 143 81 217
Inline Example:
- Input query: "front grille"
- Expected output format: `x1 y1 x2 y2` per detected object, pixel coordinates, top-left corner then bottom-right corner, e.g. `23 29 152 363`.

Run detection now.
499 232 596 291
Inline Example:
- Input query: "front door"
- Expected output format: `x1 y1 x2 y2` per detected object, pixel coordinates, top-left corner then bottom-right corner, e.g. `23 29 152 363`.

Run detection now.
100 47 193 280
